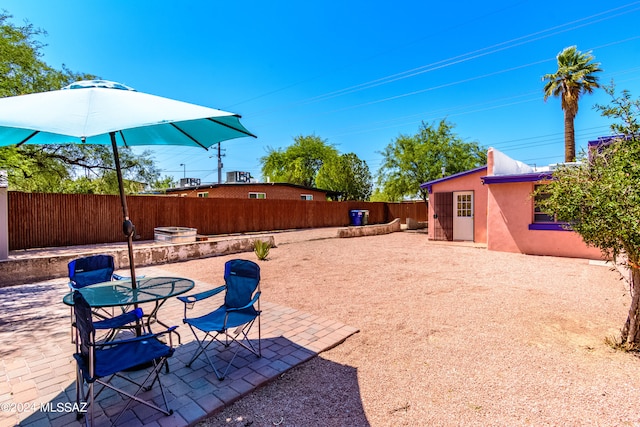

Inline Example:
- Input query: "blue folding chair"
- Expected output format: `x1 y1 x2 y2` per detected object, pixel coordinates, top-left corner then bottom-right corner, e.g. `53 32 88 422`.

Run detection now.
68 255 119 341
179 259 262 380
73 291 176 426
67 254 143 342
68 254 142 288
68 254 118 289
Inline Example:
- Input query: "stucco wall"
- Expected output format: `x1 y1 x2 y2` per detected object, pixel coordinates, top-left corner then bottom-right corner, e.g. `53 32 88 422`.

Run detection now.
427 169 488 243
486 181 603 259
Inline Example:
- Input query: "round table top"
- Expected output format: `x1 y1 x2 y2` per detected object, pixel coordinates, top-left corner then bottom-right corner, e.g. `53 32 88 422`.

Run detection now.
62 276 194 307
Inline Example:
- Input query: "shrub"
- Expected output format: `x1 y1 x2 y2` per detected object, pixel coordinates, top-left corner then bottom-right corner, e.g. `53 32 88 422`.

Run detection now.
253 239 271 261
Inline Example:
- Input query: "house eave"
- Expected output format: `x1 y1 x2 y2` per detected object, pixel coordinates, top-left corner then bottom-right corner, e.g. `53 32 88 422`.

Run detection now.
420 166 488 194
481 172 553 185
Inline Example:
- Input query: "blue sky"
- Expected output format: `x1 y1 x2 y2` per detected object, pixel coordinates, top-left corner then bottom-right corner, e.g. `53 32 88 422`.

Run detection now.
4 0 640 185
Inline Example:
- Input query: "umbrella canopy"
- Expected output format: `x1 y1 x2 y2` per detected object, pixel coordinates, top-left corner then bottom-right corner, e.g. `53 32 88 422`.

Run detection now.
0 79 255 147
0 80 256 288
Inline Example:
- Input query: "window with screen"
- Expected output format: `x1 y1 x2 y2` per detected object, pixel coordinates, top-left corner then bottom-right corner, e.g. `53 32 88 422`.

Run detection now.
533 185 557 223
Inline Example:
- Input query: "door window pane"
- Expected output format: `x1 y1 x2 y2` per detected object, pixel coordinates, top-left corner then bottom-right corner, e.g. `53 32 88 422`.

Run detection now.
457 194 472 217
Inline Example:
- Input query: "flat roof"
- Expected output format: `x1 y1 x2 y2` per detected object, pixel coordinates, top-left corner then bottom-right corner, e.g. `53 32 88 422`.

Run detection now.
167 181 330 192
420 166 487 194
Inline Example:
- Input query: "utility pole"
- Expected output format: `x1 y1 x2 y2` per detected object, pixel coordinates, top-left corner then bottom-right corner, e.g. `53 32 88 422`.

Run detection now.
209 143 225 184
217 143 224 184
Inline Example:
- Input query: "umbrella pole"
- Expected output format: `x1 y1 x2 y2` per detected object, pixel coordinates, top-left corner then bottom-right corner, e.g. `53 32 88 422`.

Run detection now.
109 132 138 289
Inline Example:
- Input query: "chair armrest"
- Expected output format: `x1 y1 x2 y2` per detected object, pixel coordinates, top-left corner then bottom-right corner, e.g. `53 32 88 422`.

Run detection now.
93 308 143 330
93 326 178 349
112 274 146 281
226 292 261 312
177 285 225 304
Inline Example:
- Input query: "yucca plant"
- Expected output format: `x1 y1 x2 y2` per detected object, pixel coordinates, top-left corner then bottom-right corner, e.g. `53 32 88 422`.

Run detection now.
253 239 271 261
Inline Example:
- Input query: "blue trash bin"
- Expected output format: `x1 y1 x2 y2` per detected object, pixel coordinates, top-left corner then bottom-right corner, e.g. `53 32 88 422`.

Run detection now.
349 210 363 226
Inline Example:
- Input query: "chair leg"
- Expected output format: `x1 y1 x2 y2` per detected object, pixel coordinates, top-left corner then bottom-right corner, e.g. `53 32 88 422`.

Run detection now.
70 306 75 344
109 361 174 425
75 365 83 421
186 320 261 381
185 329 218 367
89 380 95 427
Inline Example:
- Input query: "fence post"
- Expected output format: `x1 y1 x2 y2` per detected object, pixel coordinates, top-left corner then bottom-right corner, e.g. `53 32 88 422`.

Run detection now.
0 171 7 260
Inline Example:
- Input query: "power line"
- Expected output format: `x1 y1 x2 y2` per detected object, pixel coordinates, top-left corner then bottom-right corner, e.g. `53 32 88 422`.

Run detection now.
245 2 640 118
159 3 640 180
222 0 532 110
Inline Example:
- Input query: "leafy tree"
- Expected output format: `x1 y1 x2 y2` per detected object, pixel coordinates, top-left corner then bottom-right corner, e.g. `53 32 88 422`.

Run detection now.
316 153 372 200
543 46 602 162
595 84 640 139
1 143 165 193
151 175 178 192
261 135 339 188
377 120 486 202
0 145 70 192
0 11 163 194
0 12 90 97
369 188 391 202
537 85 640 345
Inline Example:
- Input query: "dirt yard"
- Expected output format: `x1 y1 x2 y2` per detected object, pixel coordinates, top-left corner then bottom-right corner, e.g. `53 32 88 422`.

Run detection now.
158 230 640 427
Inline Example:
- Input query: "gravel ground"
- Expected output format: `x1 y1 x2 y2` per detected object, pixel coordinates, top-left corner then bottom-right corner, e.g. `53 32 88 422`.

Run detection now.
157 230 640 427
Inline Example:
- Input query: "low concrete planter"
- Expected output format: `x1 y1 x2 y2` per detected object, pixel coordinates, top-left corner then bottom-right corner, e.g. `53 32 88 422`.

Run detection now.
154 227 197 244
337 218 401 238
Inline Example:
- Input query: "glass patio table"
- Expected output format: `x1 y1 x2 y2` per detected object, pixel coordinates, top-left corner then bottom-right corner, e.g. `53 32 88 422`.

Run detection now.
63 276 194 340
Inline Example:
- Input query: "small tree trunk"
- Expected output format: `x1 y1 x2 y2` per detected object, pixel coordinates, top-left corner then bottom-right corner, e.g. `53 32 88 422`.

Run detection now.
564 112 576 163
622 265 640 344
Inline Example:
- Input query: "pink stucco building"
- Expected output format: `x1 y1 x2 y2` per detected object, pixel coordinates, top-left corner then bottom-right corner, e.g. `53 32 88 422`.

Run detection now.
421 148 603 260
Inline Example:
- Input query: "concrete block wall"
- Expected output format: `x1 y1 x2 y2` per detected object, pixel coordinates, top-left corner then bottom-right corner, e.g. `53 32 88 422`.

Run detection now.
0 235 275 287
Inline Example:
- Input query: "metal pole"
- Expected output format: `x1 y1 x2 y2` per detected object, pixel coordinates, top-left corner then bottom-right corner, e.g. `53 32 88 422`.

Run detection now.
109 132 137 289
0 170 8 260
217 143 223 184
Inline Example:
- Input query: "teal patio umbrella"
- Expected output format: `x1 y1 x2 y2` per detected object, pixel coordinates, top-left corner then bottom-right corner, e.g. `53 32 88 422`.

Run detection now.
0 80 256 286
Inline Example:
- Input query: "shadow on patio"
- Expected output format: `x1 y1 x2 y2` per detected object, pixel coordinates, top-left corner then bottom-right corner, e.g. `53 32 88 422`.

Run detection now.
0 273 359 427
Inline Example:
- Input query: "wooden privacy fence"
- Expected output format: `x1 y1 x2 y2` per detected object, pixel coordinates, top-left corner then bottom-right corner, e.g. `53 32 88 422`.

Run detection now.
8 192 427 250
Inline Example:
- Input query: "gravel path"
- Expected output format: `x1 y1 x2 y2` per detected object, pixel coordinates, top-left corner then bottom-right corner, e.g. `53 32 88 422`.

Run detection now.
157 230 638 427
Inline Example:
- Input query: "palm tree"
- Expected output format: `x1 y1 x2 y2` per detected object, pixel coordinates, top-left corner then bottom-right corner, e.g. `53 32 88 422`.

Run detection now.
543 46 602 162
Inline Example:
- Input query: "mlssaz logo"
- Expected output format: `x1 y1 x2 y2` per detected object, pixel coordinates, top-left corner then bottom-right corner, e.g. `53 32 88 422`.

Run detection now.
41 402 88 413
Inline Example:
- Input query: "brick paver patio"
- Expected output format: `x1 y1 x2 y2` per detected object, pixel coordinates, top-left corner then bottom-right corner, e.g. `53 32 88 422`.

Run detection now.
0 265 358 427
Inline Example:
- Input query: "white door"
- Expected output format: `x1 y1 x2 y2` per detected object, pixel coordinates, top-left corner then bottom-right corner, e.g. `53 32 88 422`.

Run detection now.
453 191 474 241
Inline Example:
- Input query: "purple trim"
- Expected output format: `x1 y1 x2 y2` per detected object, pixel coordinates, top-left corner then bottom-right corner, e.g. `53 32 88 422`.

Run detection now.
481 172 553 184
587 135 633 161
588 135 627 147
528 223 572 231
420 166 487 193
